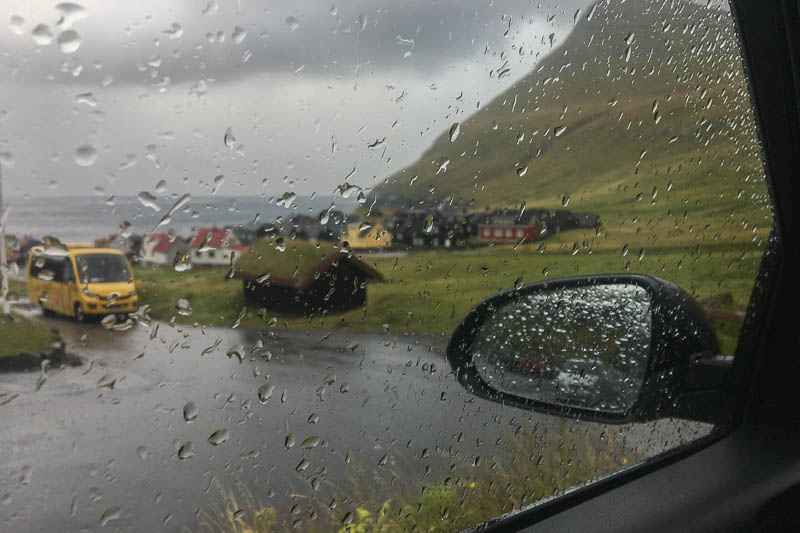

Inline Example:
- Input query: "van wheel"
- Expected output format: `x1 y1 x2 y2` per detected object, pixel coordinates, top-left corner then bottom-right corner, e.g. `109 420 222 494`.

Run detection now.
74 304 86 322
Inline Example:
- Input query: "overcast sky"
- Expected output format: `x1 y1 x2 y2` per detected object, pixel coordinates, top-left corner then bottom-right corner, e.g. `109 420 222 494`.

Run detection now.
0 0 595 200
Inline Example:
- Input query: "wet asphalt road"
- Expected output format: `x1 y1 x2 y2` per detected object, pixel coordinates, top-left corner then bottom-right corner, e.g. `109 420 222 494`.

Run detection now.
0 311 711 532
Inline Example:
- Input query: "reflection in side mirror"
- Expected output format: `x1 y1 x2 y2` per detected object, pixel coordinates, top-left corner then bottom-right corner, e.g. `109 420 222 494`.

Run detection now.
472 284 651 415
446 275 728 424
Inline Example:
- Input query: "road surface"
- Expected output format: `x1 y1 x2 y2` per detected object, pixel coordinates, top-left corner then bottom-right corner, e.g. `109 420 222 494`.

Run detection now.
0 311 711 531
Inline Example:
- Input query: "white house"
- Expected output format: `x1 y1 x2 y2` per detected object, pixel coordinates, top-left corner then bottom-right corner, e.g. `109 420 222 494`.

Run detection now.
189 228 247 267
141 233 189 266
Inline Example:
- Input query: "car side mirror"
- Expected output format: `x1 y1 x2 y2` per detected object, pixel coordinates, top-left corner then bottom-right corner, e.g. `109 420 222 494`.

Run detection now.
445 275 730 424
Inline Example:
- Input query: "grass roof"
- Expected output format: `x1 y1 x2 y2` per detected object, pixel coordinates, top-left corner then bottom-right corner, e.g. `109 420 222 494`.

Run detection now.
233 238 340 281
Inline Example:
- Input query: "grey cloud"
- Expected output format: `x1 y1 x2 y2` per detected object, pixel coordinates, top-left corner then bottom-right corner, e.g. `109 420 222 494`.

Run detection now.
1 0 590 87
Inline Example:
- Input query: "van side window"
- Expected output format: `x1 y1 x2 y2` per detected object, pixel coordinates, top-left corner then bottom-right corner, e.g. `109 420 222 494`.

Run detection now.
45 258 65 283
63 260 75 283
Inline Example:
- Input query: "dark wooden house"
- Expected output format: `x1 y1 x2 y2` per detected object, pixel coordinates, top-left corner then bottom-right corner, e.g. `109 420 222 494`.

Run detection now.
234 242 383 315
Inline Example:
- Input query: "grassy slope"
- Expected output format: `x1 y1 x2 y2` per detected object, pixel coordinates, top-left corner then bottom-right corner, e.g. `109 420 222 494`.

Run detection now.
377 0 770 236
0 313 56 357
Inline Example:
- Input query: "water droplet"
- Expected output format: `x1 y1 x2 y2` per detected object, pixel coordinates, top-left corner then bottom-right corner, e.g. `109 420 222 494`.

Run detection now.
300 436 321 449
295 458 309 472
137 191 160 211
100 506 121 526
621 243 629 256
516 165 528 177
286 16 300 32
232 26 246 44
9 15 24 35
155 179 167 193
183 401 198 422
561 194 570 207
208 429 229 446
178 442 194 460
164 22 183 39
341 511 353 525
55 3 88 28
423 215 435 234
226 345 244 363
31 24 53 46
136 446 148 460
100 315 117 330
74 145 98 166
571 242 580 255
96 373 116 389
448 122 460 143
637 248 645 261
257 383 275 404
277 191 297 208
285 433 296 449
201 1 219 16
554 125 567 137
175 298 192 316
586 3 598 21
223 127 236 149
210 174 225 195
57 30 81 53
308 413 319 424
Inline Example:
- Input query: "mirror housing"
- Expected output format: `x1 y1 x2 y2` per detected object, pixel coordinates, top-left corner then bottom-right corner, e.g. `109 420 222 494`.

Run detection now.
446 275 728 424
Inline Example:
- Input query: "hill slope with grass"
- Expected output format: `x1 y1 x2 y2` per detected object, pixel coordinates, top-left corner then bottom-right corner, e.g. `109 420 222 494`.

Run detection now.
376 0 770 237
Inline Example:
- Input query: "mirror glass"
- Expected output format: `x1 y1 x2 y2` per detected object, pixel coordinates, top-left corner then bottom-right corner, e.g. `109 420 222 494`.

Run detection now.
471 284 652 414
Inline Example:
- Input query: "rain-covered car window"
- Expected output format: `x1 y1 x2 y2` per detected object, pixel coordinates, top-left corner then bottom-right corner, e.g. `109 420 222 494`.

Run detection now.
0 0 772 531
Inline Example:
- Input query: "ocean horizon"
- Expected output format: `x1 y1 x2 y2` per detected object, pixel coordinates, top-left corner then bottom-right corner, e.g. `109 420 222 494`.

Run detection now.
3 194 359 243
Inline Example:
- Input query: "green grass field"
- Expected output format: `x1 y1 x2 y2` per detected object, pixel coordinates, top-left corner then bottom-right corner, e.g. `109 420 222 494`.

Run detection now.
135 221 768 355
0 312 57 358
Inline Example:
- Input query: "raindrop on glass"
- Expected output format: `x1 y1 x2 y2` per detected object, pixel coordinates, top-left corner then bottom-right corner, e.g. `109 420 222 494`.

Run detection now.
74 145 98 167
57 30 81 53
448 122 460 143
208 429 229 446
31 24 53 46
286 16 300 32
183 401 198 422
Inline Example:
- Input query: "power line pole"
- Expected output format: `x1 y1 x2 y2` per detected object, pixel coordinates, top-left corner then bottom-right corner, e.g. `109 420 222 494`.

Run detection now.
0 163 9 316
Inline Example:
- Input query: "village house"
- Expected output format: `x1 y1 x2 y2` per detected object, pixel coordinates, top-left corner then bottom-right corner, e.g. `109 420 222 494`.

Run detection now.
386 208 476 249
229 224 269 246
190 228 247 267
108 234 141 259
477 210 541 243
341 217 392 249
234 242 383 314
140 233 190 266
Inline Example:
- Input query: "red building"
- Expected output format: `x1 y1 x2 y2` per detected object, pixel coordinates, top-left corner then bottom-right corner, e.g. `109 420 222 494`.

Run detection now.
477 211 540 242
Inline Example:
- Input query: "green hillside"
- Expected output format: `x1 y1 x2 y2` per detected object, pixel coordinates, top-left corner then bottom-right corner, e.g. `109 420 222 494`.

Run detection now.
377 0 771 241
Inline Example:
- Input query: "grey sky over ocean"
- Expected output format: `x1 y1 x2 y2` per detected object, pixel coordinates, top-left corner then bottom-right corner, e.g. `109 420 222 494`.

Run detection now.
0 0 598 201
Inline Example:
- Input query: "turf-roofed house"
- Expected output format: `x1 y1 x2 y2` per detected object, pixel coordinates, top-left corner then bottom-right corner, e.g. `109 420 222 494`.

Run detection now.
233 240 383 315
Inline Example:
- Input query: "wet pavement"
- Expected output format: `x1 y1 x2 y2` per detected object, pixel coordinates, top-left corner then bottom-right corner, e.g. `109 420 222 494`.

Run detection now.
0 311 712 532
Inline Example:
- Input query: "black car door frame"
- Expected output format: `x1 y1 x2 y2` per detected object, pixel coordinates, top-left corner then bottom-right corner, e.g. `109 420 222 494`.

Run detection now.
479 1 800 531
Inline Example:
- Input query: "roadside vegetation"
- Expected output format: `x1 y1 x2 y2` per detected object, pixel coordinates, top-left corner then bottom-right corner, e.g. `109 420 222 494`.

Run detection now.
0 312 57 357
197 420 634 533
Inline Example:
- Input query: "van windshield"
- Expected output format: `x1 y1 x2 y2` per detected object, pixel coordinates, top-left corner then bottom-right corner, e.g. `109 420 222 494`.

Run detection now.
75 254 131 284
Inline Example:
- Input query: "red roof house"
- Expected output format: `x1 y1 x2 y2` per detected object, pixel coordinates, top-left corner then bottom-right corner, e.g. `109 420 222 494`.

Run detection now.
190 228 242 267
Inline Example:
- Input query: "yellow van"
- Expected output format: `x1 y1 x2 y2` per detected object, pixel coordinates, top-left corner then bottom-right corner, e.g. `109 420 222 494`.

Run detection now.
27 246 139 320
